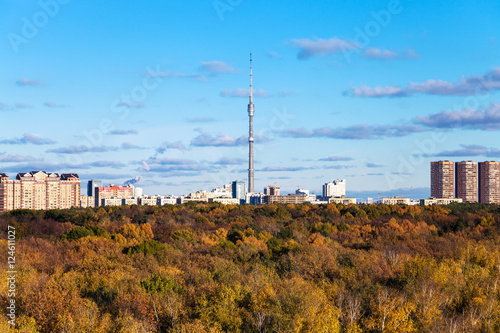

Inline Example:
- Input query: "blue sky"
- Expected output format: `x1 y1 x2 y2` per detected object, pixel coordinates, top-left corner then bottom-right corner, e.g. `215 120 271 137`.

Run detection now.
1 0 500 198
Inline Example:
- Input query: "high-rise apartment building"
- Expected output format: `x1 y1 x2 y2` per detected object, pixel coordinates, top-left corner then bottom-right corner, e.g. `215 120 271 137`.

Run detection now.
430 161 454 198
323 179 346 198
87 179 102 197
455 161 477 202
0 171 80 212
478 161 500 204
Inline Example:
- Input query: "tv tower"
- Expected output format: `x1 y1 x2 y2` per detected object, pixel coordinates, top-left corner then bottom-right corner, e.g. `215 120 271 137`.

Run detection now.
248 53 255 193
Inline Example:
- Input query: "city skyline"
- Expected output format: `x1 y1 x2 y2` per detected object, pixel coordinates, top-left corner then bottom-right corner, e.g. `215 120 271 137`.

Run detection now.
1 0 500 198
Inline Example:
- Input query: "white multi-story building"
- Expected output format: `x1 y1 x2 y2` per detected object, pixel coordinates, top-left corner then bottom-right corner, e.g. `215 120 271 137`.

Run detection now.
157 196 177 205
328 197 356 205
209 197 240 205
211 183 233 198
134 187 143 198
322 179 346 198
381 196 411 205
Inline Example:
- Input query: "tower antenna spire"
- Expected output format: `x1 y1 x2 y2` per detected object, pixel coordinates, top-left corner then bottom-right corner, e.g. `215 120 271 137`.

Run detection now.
249 53 253 103
248 53 255 194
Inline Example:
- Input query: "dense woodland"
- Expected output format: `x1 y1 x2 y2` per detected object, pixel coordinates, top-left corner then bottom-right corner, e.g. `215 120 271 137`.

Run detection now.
1 202 500 332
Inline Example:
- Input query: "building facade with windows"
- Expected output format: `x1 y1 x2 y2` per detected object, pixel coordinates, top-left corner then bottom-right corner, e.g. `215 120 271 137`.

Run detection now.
322 179 346 198
95 185 134 207
431 161 455 198
478 161 500 204
455 161 478 202
0 171 80 212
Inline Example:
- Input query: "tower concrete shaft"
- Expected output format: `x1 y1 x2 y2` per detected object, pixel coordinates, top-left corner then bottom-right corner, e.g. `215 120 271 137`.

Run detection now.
248 54 255 193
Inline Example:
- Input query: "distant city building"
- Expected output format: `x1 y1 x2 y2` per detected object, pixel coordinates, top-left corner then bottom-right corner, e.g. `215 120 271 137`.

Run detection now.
139 197 157 206
264 185 280 196
431 161 455 198
296 188 309 196
421 198 463 206
134 187 143 198
0 171 80 212
328 197 356 205
96 184 134 207
248 193 264 205
310 199 329 205
209 197 240 205
80 195 95 208
382 196 411 205
232 180 247 203
177 196 209 204
479 162 500 203
122 198 138 206
157 196 177 205
87 179 102 197
263 194 307 204
323 179 346 198
478 161 500 204
101 198 123 206
367 197 373 204
211 183 232 198
455 161 477 202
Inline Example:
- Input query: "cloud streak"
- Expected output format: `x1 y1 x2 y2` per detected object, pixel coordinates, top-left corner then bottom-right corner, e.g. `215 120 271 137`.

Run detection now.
16 78 43 86
347 67 500 97
0 153 40 163
89 161 126 168
47 145 118 154
198 61 236 75
427 144 500 158
190 132 247 147
282 124 426 140
0 134 56 145
291 37 357 59
362 48 419 60
318 156 354 162
414 103 500 130
109 129 138 135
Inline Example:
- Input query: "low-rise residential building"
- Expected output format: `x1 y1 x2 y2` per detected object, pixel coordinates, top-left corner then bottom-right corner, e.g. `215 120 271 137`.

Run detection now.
420 198 463 206
80 195 95 208
139 197 157 206
157 196 177 205
328 197 357 205
122 198 139 206
209 197 240 205
381 196 411 205
101 198 123 206
263 194 307 204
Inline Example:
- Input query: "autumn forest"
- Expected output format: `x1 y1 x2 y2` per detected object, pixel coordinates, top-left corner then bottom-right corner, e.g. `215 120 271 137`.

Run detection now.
1 202 500 332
